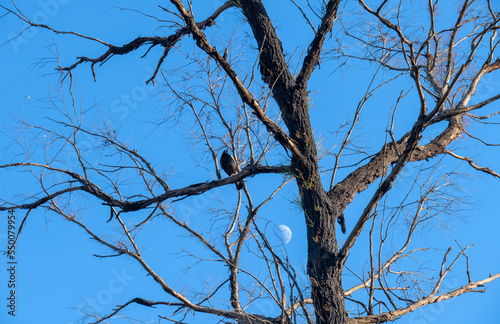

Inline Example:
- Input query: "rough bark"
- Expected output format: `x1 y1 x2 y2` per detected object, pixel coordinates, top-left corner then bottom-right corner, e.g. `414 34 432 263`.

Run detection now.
289 90 348 324
238 1 348 323
328 117 463 215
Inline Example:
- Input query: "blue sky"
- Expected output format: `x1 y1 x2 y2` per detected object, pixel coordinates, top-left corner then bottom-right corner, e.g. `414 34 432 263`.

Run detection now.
1 1 500 323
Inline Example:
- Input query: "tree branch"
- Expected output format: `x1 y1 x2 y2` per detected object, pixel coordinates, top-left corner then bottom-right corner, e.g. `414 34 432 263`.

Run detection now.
2 2 234 83
296 0 341 87
0 185 84 211
0 163 291 213
170 0 303 159
92 298 182 324
444 150 500 178
352 272 500 323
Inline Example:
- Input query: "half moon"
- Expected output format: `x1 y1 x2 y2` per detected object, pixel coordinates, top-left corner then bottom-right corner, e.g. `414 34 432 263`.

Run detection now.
278 224 292 244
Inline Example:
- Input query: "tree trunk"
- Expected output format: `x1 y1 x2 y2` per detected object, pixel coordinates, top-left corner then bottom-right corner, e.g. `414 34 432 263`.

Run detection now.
290 91 348 324
300 178 348 324
238 1 348 322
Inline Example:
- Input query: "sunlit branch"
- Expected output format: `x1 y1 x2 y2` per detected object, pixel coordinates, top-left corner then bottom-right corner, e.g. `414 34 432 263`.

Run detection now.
352 273 500 323
444 150 500 178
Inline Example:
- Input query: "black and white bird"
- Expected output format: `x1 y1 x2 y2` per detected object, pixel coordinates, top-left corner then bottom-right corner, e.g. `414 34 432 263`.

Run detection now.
220 150 244 190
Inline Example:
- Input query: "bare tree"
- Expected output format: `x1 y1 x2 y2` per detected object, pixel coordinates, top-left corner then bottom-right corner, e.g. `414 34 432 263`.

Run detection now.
1 1 500 323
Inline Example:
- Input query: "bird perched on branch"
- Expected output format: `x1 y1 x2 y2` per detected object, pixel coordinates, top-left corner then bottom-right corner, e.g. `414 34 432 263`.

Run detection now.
220 150 244 190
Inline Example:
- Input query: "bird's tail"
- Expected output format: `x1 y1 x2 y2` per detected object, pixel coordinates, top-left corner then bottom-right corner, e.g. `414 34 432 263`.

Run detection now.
236 181 244 190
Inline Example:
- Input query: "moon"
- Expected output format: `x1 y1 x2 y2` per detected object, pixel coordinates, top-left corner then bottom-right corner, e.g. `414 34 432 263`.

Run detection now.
278 225 292 244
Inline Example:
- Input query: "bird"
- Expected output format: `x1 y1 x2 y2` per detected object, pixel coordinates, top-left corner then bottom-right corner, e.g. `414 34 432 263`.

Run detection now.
337 214 346 234
220 150 244 190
